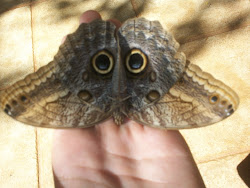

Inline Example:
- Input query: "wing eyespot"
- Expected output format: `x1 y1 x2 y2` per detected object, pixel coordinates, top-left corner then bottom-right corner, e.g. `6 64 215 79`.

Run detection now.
4 104 11 115
77 90 93 102
146 90 161 102
20 95 28 103
209 94 219 104
125 49 147 74
92 50 114 74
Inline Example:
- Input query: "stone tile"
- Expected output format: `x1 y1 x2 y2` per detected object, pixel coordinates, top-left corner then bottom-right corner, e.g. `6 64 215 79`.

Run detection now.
0 6 38 187
0 113 38 187
134 0 250 43
198 152 249 188
180 26 250 162
0 6 33 88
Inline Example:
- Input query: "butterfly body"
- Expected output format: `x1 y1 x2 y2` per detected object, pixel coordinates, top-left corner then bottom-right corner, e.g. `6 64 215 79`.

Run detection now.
0 18 239 129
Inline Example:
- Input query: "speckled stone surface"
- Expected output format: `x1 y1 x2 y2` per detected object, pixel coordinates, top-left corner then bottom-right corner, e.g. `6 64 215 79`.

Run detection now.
0 0 249 187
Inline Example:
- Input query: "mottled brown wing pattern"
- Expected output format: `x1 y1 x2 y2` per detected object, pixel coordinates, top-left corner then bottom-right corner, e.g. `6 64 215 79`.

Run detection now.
0 64 110 128
118 18 186 110
128 63 239 129
0 20 117 128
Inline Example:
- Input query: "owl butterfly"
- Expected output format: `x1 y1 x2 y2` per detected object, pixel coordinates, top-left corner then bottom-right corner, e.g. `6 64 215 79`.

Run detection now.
0 18 239 129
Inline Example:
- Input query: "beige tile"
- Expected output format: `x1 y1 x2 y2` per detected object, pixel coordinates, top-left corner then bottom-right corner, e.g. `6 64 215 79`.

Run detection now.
134 0 250 43
180 26 250 162
0 116 38 188
0 6 33 88
198 152 249 188
0 6 38 188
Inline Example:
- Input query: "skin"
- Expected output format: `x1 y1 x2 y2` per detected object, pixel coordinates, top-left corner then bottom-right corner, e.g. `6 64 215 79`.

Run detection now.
52 10 206 188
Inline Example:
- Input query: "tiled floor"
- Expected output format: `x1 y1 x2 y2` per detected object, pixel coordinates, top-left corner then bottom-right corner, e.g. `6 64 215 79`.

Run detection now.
0 0 249 187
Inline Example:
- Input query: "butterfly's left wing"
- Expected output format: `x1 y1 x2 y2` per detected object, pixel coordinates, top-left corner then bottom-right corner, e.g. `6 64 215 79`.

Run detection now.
0 20 117 128
128 63 239 129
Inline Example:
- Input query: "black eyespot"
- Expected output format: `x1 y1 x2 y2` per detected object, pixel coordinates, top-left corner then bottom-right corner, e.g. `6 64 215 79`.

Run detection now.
126 49 147 74
226 108 234 116
211 96 218 102
20 95 28 103
4 104 11 114
92 50 114 74
6 104 11 110
209 94 219 104
229 109 234 114
4 108 9 114
129 54 143 69
96 55 110 70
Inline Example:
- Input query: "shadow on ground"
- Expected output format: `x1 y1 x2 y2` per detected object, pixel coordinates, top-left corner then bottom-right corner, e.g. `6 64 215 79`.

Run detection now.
237 154 250 188
172 0 249 59
0 0 145 22
0 0 32 14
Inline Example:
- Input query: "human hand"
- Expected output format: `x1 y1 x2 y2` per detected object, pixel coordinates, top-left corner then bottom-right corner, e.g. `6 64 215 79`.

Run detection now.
52 10 205 188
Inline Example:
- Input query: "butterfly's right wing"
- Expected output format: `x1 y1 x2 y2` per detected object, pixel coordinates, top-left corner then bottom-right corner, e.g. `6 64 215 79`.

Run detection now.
129 63 239 129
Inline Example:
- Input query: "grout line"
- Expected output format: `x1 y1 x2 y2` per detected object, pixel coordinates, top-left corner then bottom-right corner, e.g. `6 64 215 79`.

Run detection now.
30 2 36 72
197 150 250 164
30 29 36 70
29 3 40 188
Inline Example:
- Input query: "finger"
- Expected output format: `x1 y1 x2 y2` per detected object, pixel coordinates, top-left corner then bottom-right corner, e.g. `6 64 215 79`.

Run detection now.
107 18 122 28
61 36 67 44
79 10 122 28
79 10 102 24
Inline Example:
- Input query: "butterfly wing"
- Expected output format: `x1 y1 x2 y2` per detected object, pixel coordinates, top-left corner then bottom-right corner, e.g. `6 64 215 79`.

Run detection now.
0 20 117 128
128 63 239 129
117 18 186 113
